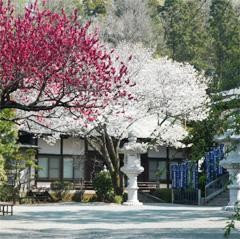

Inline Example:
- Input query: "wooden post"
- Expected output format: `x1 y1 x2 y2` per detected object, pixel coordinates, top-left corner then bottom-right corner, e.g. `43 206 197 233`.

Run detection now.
166 147 170 189
171 189 174 204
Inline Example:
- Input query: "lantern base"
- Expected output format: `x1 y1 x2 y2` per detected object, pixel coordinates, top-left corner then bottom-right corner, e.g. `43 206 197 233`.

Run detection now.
123 201 143 206
222 205 236 211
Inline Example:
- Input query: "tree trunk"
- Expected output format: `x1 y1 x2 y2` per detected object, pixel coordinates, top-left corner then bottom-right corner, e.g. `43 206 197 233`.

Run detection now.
86 131 124 196
111 170 124 196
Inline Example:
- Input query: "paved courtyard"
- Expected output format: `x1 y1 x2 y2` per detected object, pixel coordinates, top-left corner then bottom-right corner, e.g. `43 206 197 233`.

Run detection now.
0 203 239 239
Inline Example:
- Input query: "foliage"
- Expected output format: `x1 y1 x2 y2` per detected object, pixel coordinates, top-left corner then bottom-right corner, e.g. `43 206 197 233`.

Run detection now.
49 181 76 202
113 195 123 204
224 206 240 238
184 109 224 161
148 0 167 56
0 109 18 182
186 0 240 162
0 184 15 201
208 0 240 91
81 193 97 203
0 109 37 203
93 170 114 201
0 155 5 181
82 0 110 17
159 0 209 70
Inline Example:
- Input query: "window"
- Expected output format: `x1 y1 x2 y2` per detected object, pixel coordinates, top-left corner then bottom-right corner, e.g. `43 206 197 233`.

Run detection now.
38 157 60 179
38 158 48 178
49 157 60 179
63 157 73 179
149 159 167 181
37 137 86 181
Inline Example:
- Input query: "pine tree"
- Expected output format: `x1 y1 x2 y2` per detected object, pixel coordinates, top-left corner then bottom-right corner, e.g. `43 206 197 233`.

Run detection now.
208 0 240 91
0 110 18 182
159 0 209 70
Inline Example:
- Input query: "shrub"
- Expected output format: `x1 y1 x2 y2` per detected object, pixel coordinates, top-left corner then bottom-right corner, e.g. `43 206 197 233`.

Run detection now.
113 195 123 204
81 194 97 203
0 184 15 202
92 171 114 202
61 191 74 201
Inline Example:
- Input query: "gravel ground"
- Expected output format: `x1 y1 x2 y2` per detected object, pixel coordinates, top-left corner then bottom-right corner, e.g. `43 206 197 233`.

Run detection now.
0 203 239 239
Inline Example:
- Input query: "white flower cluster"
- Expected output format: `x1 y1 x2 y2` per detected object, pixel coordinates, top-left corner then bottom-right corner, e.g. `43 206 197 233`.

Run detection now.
19 42 210 147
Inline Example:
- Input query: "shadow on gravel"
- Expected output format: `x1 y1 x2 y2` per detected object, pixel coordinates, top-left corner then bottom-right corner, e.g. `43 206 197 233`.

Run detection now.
0 227 238 239
3 208 227 225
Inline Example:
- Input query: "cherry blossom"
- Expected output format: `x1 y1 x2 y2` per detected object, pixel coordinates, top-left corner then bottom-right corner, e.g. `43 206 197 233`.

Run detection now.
0 0 129 118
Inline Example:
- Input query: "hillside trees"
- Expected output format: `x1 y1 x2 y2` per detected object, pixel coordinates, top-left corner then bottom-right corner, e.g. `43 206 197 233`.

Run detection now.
159 0 209 70
99 0 154 46
208 0 240 91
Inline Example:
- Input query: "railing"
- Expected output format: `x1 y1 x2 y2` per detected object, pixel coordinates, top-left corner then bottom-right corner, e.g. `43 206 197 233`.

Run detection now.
74 181 158 191
138 182 158 191
204 173 229 203
172 189 201 205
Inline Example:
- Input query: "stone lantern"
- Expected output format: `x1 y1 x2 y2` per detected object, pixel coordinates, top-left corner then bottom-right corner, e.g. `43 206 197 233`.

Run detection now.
120 131 147 206
216 130 240 210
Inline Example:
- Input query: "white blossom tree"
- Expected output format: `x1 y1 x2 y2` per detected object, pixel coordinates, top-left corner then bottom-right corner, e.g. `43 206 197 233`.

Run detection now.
20 42 210 195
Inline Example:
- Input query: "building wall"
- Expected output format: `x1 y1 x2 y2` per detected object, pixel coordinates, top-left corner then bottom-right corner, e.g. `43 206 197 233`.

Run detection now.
37 137 85 182
19 133 187 186
140 147 187 184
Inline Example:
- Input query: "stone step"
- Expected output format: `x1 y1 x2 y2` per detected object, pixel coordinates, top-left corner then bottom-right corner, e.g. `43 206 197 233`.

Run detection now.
138 192 165 203
206 190 229 206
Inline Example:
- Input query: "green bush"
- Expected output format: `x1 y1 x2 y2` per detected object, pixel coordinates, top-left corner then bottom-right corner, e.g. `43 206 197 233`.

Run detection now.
150 188 172 203
113 195 123 204
92 171 114 202
0 184 15 202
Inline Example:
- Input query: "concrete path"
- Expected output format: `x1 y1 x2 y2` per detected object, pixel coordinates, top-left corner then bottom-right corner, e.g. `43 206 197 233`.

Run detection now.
0 203 239 239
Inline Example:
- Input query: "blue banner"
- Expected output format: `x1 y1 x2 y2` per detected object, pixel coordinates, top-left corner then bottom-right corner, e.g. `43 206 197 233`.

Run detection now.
171 161 198 189
205 145 225 183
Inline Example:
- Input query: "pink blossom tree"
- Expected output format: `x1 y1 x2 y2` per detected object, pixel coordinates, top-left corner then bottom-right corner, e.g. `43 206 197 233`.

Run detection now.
0 1 129 121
